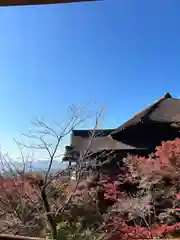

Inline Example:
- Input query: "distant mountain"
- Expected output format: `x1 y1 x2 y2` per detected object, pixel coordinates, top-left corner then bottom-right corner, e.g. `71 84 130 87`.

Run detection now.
29 160 63 172
0 159 67 175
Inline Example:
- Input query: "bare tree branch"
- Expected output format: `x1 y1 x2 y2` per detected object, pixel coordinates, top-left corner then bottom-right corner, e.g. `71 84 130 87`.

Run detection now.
0 105 107 239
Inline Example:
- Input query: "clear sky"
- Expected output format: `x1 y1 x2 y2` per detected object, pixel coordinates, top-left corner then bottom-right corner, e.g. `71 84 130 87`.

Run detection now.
0 0 180 159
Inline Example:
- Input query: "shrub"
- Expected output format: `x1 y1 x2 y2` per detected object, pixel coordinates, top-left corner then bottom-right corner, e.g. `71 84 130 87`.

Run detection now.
97 138 180 239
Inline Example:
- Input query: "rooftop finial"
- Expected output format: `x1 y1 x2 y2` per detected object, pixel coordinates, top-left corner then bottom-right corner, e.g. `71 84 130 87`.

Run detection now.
164 92 172 98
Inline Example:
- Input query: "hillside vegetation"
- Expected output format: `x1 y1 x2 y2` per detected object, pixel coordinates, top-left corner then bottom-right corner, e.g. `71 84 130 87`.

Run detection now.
0 138 180 239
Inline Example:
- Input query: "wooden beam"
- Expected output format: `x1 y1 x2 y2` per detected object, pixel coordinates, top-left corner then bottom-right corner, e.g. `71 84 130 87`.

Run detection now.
0 234 44 240
0 0 96 7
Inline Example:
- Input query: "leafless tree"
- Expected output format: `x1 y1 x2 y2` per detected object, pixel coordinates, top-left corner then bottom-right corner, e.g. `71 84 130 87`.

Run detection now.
0 140 45 236
0 105 106 239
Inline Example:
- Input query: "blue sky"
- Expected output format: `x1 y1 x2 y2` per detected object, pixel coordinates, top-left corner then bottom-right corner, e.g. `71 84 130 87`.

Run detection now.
0 0 180 158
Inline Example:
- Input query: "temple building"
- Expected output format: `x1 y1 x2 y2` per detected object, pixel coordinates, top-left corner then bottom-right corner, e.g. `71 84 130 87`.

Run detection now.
63 93 180 174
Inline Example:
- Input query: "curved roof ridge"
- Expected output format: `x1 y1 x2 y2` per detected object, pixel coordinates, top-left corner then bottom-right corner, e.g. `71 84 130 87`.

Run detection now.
142 92 172 120
134 92 171 117
111 92 175 136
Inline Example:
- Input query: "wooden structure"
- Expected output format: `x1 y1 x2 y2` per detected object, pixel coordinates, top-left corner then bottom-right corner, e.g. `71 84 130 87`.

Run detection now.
0 234 179 240
111 92 180 152
0 234 43 240
63 93 180 171
0 0 95 7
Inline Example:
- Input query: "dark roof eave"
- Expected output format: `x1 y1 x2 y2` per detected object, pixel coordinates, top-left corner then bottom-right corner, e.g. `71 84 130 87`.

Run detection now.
110 92 180 136
72 129 115 137
0 0 95 7
111 119 180 137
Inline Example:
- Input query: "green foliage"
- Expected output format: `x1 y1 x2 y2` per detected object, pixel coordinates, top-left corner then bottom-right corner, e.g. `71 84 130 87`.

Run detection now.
51 198 104 240
52 221 104 240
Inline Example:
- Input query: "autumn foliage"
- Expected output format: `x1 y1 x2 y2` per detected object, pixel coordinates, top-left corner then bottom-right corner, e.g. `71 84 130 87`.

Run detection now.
0 138 180 239
98 138 180 239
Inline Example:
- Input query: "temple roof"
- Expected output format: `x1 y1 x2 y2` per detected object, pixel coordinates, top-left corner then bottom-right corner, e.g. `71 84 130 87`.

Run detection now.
72 129 114 138
0 0 95 7
63 92 180 158
86 136 147 153
111 93 180 136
